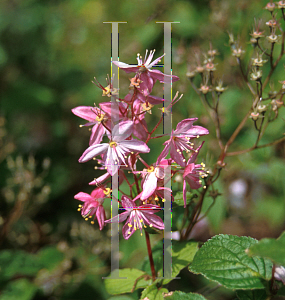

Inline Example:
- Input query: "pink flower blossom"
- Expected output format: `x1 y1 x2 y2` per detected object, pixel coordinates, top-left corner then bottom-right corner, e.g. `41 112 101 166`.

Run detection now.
74 188 107 230
105 195 164 239
157 118 209 166
113 50 179 96
71 106 107 145
181 143 206 207
79 120 150 175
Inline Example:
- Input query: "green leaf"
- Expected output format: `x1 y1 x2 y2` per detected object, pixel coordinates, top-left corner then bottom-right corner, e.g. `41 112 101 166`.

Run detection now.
140 284 168 300
236 289 268 300
105 268 152 295
174 191 197 207
157 241 198 284
189 235 273 290
37 246 65 271
109 296 135 300
0 278 37 300
171 241 199 278
0 250 40 280
164 291 207 300
247 231 285 266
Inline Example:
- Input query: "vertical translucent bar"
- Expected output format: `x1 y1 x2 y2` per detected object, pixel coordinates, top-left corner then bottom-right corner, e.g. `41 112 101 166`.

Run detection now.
156 21 180 280
103 21 127 280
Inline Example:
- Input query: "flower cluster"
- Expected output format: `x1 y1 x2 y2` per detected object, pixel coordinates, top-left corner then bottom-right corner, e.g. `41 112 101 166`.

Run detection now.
72 50 209 239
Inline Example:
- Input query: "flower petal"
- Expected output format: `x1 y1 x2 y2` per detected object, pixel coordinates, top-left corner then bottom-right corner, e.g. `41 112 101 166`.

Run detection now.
89 123 105 145
74 192 94 202
71 106 98 122
79 143 109 163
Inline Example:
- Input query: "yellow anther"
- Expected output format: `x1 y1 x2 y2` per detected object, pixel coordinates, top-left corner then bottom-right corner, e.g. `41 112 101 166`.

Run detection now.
197 135 200 138
104 188 111 195
89 216 92 218
150 224 153 227
78 204 82 207
141 233 143 236
79 125 83 127
203 186 206 189
85 218 88 221
77 208 81 211
144 225 147 228
91 221 94 224
128 223 132 227
109 141 117 147
128 231 131 234
148 166 154 172
162 198 166 202
140 219 143 222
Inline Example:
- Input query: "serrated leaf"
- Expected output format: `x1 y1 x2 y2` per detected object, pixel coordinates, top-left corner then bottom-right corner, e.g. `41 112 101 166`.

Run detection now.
105 268 152 295
0 278 37 300
247 231 285 266
174 191 196 207
164 291 207 299
140 284 168 300
236 289 268 300
189 235 273 290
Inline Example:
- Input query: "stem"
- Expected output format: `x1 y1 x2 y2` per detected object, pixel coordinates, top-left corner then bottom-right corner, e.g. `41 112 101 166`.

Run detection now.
226 136 285 156
262 30 285 90
145 231 156 281
237 57 256 96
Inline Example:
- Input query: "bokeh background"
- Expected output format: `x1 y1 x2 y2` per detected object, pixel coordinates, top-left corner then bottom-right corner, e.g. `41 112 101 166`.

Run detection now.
0 0 285 299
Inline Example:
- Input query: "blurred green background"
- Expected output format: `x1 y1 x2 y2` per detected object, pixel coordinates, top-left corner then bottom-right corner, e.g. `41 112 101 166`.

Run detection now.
0 0 285 299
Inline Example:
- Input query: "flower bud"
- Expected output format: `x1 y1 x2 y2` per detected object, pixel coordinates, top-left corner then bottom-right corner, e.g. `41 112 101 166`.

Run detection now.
215 80 227 94
250 69 262 81
250 111 260 120
277 0 285 9
186 70 196 79
232 47 245 58
257 104 267 113
265 2 276 11
199 84 211 94
266 34 281 43
279 80 285 90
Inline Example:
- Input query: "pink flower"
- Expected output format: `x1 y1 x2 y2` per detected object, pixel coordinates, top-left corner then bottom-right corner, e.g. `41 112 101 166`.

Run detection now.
71 106 107 145
74 188 107 230
181 143 206 207
157 118 209 166
105 195 164 239
113 50 179 96
79 120 150 175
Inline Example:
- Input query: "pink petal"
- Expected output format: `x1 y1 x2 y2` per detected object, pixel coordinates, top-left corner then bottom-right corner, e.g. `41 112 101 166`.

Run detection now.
96 206 106 230
112 61 139 73
175 118 197 134
91 188 105 199
74 192 94 202
89 172 110 185
79 143 109 163
120 140 150 153
149 69 179 83
156 141 171 165
71 106 98 122
141 172 158 200
89 123 105 145
112 120 133 142
142 212 164 230
170 140 186 166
